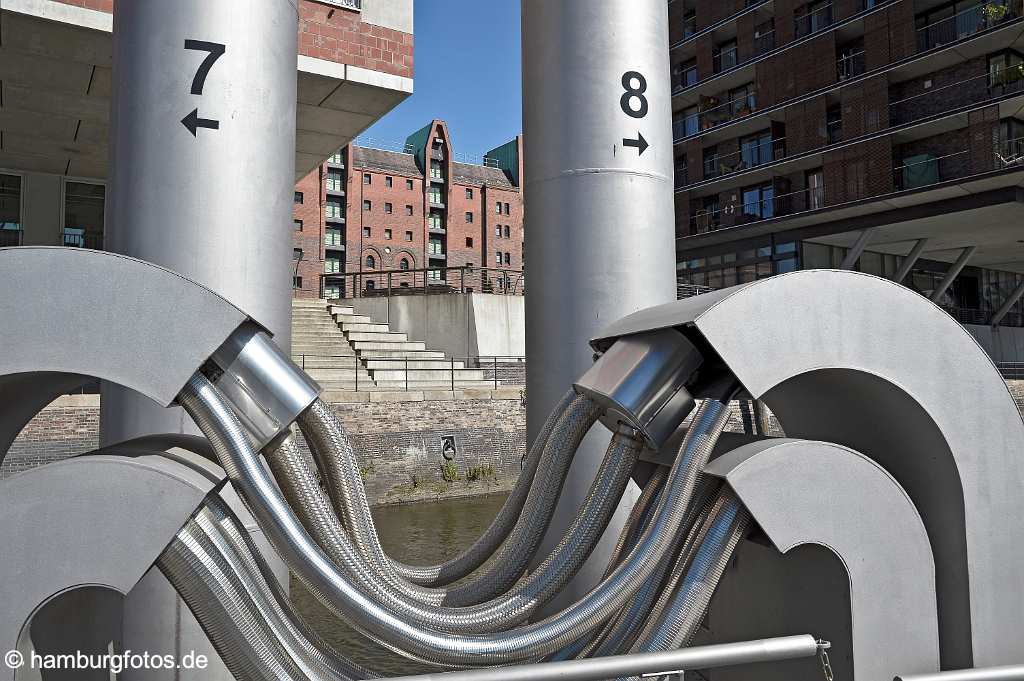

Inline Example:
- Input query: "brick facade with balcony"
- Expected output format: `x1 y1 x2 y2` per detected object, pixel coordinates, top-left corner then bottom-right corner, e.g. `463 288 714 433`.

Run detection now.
670 0 1024 333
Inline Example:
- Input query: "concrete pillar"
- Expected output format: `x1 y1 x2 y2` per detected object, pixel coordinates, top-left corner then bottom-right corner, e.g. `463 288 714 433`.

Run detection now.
522 0 677 609
103 3 298 678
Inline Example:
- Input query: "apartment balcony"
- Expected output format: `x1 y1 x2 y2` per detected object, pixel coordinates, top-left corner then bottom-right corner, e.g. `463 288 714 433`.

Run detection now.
713 46 740 75
689 185 824 236
428 223 446 235
916 1 1022 53
837 50 866 81
62 231 103 250
890 66 1024 127
674 90 758 142
325 213 346 224
699 137 785 185
326 184 345 196
794 3 834 40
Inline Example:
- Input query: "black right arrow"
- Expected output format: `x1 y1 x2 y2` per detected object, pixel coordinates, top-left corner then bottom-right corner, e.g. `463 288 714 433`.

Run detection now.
623 132 648 155
181 108 220 137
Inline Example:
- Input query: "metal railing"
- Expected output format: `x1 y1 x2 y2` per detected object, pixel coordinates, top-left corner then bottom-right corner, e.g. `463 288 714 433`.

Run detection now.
753 29 777 57
795 2 834 39
893 149 970 191
998 362 1024 379
837 50 866 81
941 305 1024 327
0 229 23 247
293 353 525 392
62 232 103 249
916 0 1022 53
320 266 525 299
700 136 784 182
675 89 758 140
890 66 1024 126
689 184 825 234
713 46 739 74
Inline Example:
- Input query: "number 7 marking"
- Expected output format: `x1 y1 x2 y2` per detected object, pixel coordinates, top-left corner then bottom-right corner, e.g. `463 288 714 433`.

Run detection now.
184 39 226 95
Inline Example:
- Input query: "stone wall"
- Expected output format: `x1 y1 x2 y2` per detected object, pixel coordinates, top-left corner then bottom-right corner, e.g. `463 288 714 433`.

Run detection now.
1 393 527 507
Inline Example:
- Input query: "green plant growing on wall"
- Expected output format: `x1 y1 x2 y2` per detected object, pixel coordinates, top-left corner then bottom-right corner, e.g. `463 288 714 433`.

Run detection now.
441 460 460 483
465 465 496 482
983 1 1009 24
359 462 376 481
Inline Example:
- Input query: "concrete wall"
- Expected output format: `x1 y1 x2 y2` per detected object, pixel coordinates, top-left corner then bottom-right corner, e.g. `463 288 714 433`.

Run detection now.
344 293 525 359
20 172 64 246
965 324 1024 364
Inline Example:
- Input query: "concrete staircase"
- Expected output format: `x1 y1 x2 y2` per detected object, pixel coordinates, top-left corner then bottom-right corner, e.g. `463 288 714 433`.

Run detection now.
291 299 499 391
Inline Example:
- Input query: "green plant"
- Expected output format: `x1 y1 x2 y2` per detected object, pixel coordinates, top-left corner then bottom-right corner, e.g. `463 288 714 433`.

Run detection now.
411 474 419 488
359 462 376 480
466 465 496 482
441 460 460 483
983 1 1009 23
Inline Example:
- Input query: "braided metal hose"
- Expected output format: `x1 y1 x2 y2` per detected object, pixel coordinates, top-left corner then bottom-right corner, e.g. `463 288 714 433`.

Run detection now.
177 373 730 665
629 489 752 657
298 393 602 607
158 508 332 681
268 426 642 633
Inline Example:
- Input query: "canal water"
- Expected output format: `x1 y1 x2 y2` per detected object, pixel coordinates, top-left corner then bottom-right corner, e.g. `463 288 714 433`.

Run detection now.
291 492 509 674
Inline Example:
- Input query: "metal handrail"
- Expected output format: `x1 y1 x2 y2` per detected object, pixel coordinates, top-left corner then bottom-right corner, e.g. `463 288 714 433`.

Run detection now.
293 352 526 392
795 2 834 39
0 229 24 247
896 664 1024 681
837 50 866 80
378 635 825 681
675 89 758 139
319 265 525 298
916 0 1022 52
700 136 785 182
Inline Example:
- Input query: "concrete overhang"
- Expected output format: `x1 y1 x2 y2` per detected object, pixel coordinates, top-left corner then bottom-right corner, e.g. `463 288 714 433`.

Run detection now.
0 0 412 181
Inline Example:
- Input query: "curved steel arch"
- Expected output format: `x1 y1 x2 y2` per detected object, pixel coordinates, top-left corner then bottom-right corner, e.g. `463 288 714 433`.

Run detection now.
0 247 256 462
594 269 1024 669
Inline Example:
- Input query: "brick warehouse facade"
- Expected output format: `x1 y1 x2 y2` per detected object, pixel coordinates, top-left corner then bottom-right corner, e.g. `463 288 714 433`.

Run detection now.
669 0 1024 339
292 120 525 299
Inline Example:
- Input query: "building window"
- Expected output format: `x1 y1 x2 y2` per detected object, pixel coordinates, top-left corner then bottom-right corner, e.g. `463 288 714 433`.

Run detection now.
385 202 393 214
495 201 501 214
837 38 866 81
326 227 343 246
405 230 413 241
466 237 474 247
714 39 739 73
405 204 413 215
504 225 511 238
294 191 303 204
365 254 376 269
363 226 371 237
504 202 510 215
328 150 344 165
326 169 344 191
363 173 371 185
826 106 842 143
429 239 444 255
742 183 775 220
294 219 303 231
495 250 502 266
406 179 414 190
795 0 833 39
398 258 409 271
366 280 376 290
293 276 302 289
729 83 756 116
806 169 825 209
363 200 371 211
428 212 443 231
674 59 698 90
989 50 1024 89
63 181 105 249
385 176 393 188
466 211 474 223
495 224 502 237
0 174 22 246
293 248 303 260
430 161 444 180
466 188 473 199
323 283 341 299
326 198 343 219
384 228 392 240
703 146 720 179
681 106 699 137
740 131 774 169
325 255 342 274
427 187 443 204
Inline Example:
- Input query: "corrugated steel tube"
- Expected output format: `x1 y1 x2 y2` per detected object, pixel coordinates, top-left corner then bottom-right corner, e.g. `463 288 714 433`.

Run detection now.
297 393 601 606
267 424 643 633
176 372 731 665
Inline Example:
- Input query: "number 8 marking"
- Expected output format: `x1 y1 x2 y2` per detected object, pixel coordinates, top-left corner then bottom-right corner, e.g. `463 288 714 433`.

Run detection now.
620 71 649 119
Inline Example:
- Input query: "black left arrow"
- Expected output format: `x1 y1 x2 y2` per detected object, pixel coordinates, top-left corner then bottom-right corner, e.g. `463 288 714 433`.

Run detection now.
181 108 219 136
623 132 649 155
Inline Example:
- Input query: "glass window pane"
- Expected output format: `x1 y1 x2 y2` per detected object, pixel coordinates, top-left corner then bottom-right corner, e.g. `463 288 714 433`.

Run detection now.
63 181 105 249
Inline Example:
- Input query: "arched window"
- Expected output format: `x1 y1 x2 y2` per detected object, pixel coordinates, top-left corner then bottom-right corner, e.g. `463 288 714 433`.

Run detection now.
400 258 410 271
365 255 376 269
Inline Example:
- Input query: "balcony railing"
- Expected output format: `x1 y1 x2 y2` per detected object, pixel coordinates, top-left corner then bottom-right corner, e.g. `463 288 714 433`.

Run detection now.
62 231 103 249
698 136 785 184
322 265 525 299
688 184 826 235
795 3 834 39
826 119 842 143
673 64 699 91
890 67 1024 126
0 229 23 247
674 90 758 141
916 1 1022 52
893 149 969 190
837 51 866 81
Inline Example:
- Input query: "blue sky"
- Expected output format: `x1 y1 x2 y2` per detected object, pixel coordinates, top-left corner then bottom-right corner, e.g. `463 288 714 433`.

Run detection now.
360 1 522 162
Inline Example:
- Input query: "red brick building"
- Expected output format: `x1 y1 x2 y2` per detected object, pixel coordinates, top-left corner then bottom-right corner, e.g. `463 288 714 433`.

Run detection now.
292 120 525 299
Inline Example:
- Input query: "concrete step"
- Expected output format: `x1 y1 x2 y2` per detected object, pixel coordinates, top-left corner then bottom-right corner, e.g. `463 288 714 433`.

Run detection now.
328 305 356 316
368 369 487 382
332 313 373 325
340 322 391 333
293 356 362 369
292 348 357 357
357 349 446 360
292 329 349 338
291 300 331 308
372 380 502 390
305 368 373 381
345 331 409 343
351 341 427 352
363 359 466 370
